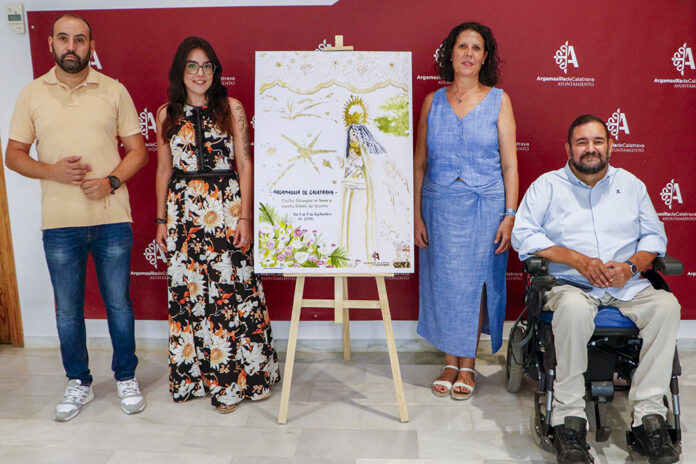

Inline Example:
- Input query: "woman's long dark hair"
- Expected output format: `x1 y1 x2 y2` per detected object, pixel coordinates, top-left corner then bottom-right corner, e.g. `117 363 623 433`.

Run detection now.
436 22 500 86
162 36 233 139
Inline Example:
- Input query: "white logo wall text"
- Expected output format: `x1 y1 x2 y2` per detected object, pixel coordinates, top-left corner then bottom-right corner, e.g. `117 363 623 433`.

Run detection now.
139 108 157 140
144 239 167 269
89 50 102 69
673 43 695 76
661 179 683 210
554 41 578 74
607 109 630 140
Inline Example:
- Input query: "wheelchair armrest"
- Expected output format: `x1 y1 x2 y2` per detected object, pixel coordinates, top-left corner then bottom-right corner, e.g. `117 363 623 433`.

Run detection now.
533 274 557 292
523 257 557 291
523 256 548 274
652 255 683 276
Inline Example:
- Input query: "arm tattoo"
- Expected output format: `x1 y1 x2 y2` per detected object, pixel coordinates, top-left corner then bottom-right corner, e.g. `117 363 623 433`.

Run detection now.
234 104 251 161
242 125 251 161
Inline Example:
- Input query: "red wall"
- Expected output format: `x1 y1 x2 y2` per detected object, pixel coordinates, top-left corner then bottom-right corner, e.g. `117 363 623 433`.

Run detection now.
26 1 696 321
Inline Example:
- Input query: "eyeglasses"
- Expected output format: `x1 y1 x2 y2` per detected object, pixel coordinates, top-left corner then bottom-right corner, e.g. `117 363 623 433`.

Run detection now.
184 61 216 75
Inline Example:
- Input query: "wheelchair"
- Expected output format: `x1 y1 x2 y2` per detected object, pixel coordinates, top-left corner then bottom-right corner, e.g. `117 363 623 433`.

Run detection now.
504 256 683 458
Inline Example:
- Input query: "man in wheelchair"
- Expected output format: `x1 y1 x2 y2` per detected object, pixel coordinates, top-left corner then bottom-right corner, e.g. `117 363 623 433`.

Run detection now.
511 114 681 464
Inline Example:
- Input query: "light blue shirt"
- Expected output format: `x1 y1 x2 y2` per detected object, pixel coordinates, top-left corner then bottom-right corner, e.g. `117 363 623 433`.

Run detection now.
512 163 666 301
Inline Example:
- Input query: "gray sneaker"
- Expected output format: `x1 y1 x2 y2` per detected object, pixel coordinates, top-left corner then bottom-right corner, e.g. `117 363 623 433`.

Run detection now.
54 379 94 422
116 378 145 415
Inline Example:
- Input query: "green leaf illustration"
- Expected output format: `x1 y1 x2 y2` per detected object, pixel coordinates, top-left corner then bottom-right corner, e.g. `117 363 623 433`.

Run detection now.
328 247 349 267
374 94 410 137
259 202 280 225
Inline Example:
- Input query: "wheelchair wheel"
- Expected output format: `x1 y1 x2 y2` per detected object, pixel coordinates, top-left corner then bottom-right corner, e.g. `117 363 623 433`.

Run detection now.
505 325 525 393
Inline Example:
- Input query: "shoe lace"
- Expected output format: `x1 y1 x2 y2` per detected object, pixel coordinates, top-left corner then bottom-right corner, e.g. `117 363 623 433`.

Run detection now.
63 385 88 403
118 379 141 397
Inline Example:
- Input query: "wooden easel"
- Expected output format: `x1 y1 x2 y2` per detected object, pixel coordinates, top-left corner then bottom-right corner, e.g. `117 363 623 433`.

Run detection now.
277 35 408 424
277 273 409 424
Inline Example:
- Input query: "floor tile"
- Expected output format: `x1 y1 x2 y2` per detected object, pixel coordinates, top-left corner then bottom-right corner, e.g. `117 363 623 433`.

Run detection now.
229 459 354 464
296 429 419 458
0 418 72 447
0 394 55 419
106 451 233 464
0 446 113 464
178 426 301 457
418 430 551 461
247 399 361 429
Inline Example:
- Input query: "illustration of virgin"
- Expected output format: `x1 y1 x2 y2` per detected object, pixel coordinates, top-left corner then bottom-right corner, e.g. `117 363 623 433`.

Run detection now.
339 96 386 262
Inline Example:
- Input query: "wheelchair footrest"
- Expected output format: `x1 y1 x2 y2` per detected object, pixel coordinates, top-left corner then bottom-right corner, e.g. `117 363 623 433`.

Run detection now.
591 389 612 443
625 428 682 456
595 426 611 442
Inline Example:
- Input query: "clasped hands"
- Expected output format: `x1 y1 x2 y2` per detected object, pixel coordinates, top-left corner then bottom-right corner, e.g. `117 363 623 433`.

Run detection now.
52 155 111 200
577 256 633 288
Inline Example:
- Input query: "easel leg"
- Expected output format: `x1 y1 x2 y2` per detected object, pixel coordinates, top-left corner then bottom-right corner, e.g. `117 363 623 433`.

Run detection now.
278 276 304 424
342 276 350 360
376 276 409 422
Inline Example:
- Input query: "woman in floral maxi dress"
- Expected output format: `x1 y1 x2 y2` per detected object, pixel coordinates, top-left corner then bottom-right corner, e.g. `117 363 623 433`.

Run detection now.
155 36 279 413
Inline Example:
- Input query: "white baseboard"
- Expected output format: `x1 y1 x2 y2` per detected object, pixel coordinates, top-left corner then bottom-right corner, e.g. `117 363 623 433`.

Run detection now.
21 319 696 350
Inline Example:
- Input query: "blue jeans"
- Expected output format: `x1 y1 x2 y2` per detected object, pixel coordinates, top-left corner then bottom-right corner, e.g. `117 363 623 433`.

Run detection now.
43 222 138 384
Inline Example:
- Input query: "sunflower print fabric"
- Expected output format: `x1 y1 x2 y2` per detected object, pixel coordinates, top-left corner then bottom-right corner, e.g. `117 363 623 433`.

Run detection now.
166 104 279 407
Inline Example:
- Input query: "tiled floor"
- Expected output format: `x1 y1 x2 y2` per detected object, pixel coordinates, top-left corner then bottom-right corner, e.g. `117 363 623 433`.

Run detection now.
0 343 693 463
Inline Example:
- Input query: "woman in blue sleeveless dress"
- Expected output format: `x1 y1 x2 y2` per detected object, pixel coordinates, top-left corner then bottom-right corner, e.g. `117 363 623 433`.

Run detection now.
414 23 518 400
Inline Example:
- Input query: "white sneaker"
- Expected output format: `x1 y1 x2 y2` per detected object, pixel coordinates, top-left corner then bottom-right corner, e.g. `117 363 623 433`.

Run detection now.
54 379 94 422
116 378 145 415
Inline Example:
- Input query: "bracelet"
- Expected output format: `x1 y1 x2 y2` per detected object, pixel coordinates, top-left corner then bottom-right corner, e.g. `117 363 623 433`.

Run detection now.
238 217 252 222
503 208 517 217
155 218 166 225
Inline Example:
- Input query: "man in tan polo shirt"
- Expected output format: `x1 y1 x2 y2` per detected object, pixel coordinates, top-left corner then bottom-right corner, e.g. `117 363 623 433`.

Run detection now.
5 13 148 422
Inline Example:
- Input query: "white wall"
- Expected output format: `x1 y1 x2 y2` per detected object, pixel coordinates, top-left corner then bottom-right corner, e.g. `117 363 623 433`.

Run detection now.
2 1 694 345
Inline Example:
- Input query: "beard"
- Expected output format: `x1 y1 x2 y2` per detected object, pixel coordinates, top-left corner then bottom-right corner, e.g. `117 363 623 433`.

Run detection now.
53 47 91 74
570 151 609 174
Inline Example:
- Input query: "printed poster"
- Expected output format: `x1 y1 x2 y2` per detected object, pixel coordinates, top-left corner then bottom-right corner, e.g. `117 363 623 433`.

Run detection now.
254 51 414 274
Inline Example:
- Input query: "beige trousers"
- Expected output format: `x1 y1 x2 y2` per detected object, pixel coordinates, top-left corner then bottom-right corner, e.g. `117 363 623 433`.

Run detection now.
544 285 680 427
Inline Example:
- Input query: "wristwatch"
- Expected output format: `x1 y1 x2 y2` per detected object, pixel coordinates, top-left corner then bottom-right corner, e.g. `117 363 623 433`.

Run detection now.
107 175 121 194
624 260 638 276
